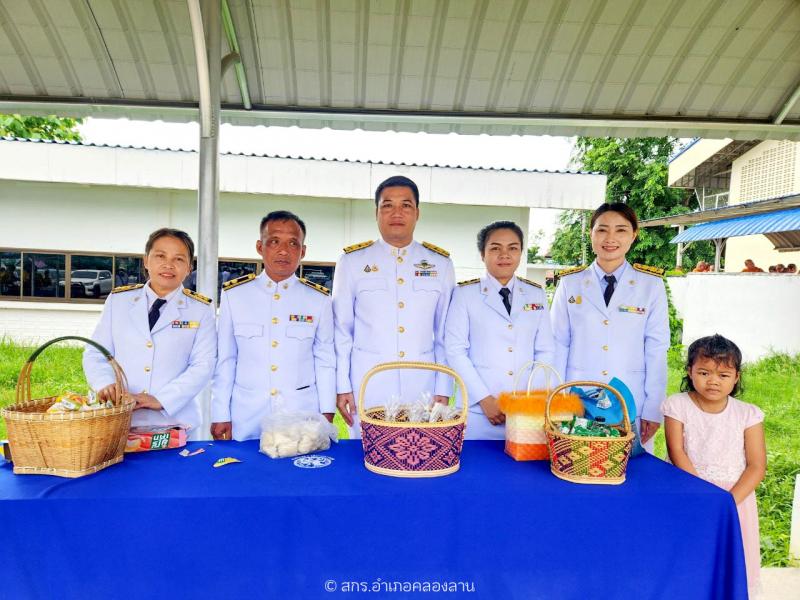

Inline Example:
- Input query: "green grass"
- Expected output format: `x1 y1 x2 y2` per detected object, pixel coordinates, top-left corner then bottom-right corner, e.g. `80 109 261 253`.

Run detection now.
1 340 798 566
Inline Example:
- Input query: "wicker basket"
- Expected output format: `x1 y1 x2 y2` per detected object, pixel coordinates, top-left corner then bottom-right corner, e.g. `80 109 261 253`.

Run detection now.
359 361 467 478
1 336 135 478
544 381 634 485
498 361 583 461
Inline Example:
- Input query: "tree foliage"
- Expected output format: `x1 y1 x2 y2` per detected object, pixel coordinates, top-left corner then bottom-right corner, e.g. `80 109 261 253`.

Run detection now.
0 114 82 142
550 137 715 270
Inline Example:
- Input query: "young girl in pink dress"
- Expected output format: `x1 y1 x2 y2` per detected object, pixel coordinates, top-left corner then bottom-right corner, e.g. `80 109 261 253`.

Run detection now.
662 334 766 591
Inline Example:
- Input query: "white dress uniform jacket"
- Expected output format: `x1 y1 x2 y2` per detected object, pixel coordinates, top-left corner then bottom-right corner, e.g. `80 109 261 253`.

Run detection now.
333 239 455 433
212 272 336 441
445 274 555 440
83 283 217 431
550 260 670 426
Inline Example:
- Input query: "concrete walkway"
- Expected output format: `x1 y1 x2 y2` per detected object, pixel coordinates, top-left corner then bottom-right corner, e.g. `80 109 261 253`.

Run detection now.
760 568 800 599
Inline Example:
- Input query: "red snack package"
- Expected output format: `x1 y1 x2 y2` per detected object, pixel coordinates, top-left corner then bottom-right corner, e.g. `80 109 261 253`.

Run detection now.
125 426 188 453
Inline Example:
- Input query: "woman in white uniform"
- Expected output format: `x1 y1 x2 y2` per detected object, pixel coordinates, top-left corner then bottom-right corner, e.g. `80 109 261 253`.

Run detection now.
445 221 555 440
550 203 669 451
83 228 217 433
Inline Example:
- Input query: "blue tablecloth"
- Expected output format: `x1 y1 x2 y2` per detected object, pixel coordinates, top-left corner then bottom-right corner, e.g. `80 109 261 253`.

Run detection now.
0 440 747 599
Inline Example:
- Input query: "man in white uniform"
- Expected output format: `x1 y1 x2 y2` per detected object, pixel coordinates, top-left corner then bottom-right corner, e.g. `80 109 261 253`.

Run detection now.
333 176 455 436
211 211 336 441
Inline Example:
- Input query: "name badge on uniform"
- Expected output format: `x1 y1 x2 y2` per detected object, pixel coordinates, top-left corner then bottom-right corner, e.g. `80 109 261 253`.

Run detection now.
289 314 314 323
618 305 646 315
523 303 544 311
414 260 437 277
172 320 199 329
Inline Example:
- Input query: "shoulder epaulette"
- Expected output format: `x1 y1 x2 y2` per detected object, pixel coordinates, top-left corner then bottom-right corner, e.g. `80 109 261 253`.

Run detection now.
111 283 144 294
222 273 256 291
458 278 480 287
633 263 665 277
556 265 587 278
183 288 212 305
517 276 543 289
422 241 450 257
299 278 330 296
343 240 374 254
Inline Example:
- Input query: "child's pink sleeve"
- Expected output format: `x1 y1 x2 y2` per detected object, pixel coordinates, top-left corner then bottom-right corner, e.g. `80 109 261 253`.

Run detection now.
743 402 764 429
661 393 686 422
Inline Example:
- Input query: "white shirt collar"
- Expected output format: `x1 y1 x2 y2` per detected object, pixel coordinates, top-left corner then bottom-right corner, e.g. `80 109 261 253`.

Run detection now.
378 237 414 256
144 282 181 310
259 271 297 290
592 260 628 284
485 272 516 295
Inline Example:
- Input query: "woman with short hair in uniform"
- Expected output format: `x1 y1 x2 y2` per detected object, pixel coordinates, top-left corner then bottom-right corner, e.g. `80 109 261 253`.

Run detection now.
83 228 217 434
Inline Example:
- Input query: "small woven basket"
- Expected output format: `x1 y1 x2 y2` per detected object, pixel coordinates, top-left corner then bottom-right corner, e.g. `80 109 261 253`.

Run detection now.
1 336 135 478
498 361 582 461
544 381 634 485
359 361 467 478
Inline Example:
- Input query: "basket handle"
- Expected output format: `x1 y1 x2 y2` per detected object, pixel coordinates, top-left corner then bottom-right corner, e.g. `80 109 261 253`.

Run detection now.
511 360 563 396
544 381 632 435
15 336 130 407
357 361 468 425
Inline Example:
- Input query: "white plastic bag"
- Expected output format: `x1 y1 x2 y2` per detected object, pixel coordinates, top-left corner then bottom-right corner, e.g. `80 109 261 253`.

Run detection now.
259 408 339 459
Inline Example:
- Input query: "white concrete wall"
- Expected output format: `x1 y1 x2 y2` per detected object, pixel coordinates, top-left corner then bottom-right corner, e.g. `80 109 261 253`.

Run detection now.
677 273 800 362
2 180 527 278
0 301 102 346
665 276 688 319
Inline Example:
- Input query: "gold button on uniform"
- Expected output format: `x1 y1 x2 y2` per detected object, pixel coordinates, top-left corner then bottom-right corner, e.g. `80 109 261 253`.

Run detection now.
397 278 404 285
508 324 513 330
271 340 278 348
507 347 513 352
146 341 153 348
273 294 280 300
603 320 609 326
398 351 405 358
601 370 608 376
270 388 277 396
272 317 278 324
398 326 405 333
398 301 405 309
271 365 277 372
507 370 513 376
602 345 608 351
144 366 151 372
397 257 403 263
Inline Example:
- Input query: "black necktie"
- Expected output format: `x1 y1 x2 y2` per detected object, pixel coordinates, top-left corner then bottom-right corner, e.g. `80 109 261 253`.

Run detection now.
148 298 167 331
499 287 511 315
603 275 616 306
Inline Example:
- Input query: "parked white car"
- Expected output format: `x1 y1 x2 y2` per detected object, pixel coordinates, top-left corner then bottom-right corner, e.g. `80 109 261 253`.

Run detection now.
69 269 113 297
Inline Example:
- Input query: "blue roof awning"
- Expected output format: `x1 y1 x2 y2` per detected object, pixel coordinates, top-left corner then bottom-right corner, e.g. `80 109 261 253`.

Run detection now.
670 207 800 244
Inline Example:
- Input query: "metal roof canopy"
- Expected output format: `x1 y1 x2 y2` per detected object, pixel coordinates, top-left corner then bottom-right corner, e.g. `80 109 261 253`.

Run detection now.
668 138 761 189
1 0 800 140
670 206 800 251
640 193 800 228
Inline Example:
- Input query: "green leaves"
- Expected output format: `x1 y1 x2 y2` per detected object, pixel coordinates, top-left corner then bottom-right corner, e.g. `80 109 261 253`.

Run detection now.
555 137 715 270
0 114 82 142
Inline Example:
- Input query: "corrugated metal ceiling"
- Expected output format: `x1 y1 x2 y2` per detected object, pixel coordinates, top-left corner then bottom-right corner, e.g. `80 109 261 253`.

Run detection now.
1 0 799 139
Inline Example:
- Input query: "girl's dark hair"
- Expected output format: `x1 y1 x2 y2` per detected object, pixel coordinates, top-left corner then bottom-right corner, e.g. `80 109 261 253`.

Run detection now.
145 228 195 259
590 202 639 231
681 334 743 396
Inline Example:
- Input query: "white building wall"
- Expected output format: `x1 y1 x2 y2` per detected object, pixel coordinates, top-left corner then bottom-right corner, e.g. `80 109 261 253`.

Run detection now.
673 273 800 362
725 140 800 272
